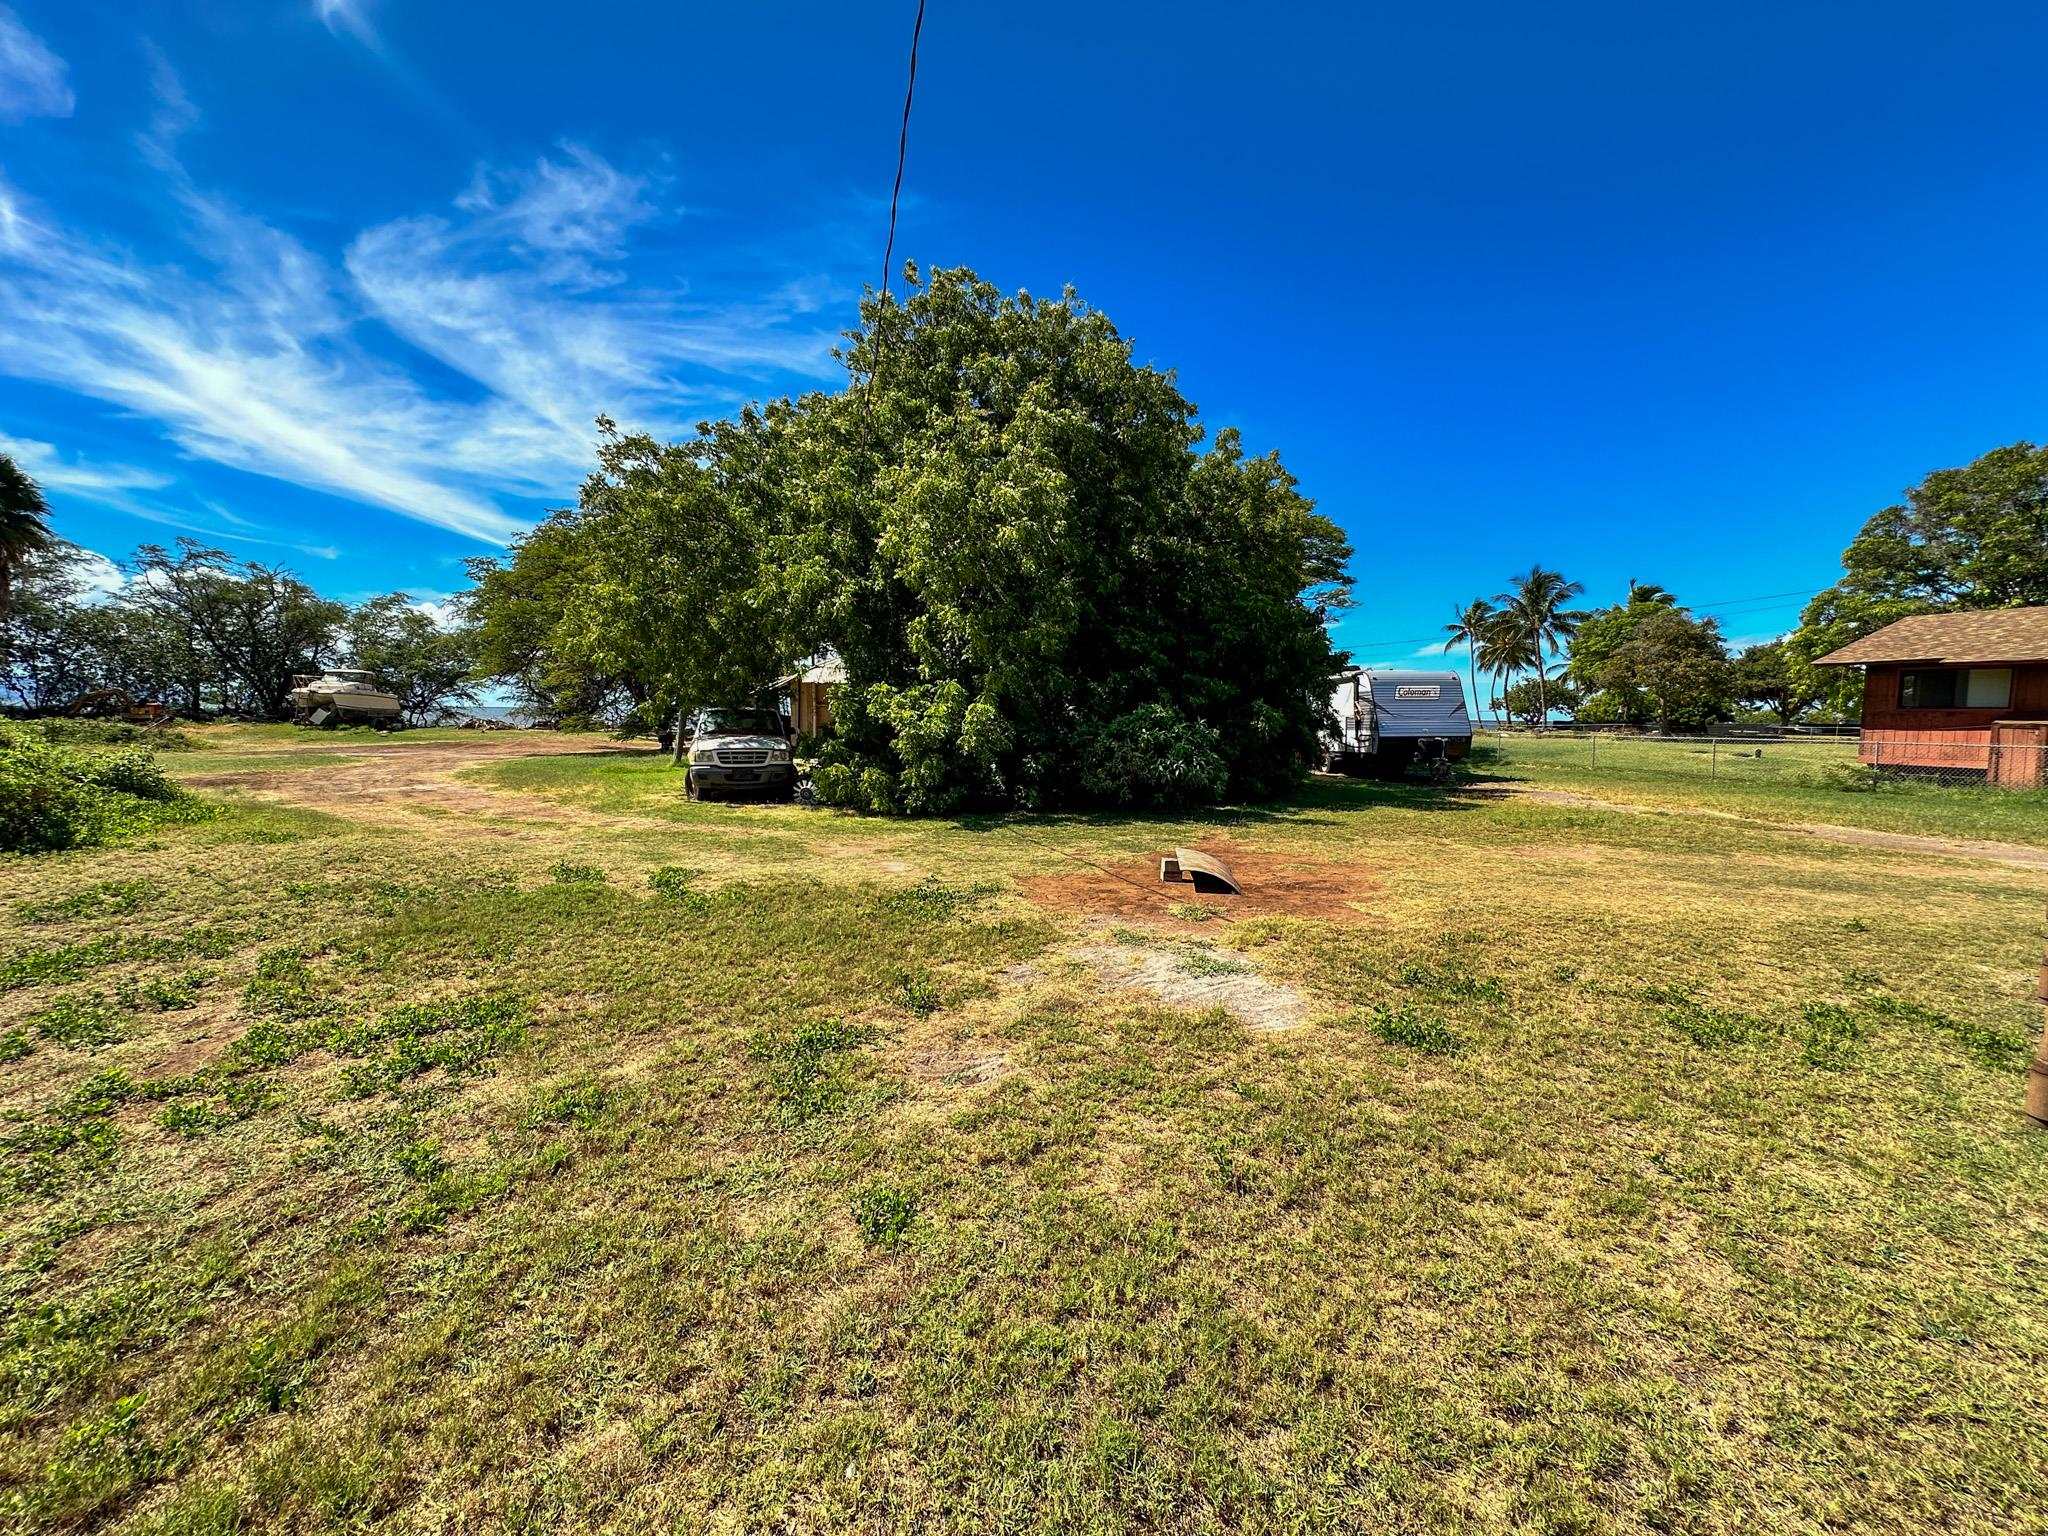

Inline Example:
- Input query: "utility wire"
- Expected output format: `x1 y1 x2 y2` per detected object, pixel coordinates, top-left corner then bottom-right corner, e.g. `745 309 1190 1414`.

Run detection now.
878 0 927 305
858 0 927 431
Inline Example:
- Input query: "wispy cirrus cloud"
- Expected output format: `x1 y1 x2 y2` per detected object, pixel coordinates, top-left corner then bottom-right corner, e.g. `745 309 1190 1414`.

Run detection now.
313 0 378 47
347 143 839 461
0 72 843 547
0 3 69 120
0 433 342 560
0 434 171 503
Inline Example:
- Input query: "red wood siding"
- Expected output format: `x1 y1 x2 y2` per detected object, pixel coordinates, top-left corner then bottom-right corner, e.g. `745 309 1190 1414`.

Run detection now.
1858 663 2048 772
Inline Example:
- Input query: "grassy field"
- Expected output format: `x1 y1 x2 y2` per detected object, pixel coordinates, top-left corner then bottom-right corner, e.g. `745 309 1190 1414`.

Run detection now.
2 732 2045 1533
1478 732 2048 847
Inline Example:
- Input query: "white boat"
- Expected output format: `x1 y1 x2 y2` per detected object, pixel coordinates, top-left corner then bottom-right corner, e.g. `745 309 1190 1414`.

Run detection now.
288 668 403 727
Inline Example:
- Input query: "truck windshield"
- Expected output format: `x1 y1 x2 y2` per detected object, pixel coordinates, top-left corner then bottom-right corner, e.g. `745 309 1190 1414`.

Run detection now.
694 710 784 735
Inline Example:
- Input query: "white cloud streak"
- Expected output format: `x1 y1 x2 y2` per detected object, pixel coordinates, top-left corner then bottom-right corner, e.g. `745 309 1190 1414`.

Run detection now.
0 4 70 121
313 0 377 47
0 433 342 560
0 100 841 547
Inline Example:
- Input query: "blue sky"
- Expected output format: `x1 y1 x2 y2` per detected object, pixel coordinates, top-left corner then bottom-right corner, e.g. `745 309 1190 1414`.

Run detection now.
3 1 2045 664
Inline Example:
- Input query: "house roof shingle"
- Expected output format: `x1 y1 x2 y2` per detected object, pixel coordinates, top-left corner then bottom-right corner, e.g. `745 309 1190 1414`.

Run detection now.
1813 606 2048 666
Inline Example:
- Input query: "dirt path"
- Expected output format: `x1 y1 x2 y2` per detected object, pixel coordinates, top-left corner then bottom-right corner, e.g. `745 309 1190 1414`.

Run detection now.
178 735 661 833
1492 785 2048 870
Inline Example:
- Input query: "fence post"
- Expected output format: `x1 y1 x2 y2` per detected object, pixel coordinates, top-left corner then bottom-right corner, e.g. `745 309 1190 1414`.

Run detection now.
1711 739 1718 779
1590 733 1596 769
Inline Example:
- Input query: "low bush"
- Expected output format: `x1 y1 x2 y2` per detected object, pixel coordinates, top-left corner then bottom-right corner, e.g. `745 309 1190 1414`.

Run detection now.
1369 1002 1463 1056
0 724 204 854
21 719 198 752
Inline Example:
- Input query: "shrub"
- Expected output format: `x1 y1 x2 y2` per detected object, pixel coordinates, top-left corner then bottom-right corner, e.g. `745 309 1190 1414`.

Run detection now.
1798 1000 1870 1069
0 725 200 853
646 865 705 901
1809 761 1893 793
27 720 197 751
79 749 175 801
895 970 942 1016
749 1018 870 1125
1077 705 1229 810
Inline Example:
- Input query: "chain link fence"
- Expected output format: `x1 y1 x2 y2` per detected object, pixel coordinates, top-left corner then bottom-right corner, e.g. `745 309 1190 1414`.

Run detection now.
1475 729 2047 792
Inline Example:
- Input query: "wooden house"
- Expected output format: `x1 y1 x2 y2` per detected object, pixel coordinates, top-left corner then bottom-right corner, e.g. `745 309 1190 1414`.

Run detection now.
1814 607 2048 787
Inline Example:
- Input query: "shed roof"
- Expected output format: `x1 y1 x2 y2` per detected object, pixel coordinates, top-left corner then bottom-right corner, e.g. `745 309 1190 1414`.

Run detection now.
1813 606 2048 666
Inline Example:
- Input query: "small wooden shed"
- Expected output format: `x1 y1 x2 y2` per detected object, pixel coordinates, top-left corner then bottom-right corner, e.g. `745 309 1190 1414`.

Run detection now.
777 655 845 740
1814 607 2048 786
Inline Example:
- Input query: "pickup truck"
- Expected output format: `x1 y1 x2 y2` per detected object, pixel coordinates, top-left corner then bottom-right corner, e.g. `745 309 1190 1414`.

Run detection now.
681 708 796 801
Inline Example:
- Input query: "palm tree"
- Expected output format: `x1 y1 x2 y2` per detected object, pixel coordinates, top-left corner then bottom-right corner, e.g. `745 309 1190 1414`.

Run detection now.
1493 564 1586 727
1443 598 1495 726
1475 613 1538 725
0 453 53 618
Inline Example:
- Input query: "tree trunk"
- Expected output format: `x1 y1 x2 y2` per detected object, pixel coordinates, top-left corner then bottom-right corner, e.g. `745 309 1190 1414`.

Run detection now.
1468 654 1481 729
1534 657 1548 730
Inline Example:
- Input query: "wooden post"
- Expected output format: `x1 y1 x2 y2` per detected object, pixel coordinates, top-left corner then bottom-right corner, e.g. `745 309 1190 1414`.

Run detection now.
2028 905 2048 1127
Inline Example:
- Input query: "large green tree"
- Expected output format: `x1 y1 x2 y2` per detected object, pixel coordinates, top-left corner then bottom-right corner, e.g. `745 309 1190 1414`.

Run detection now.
703 265 1352 812
1586 607 1733 732
465 511 636 727
1491 565 1584 725
560 420 782 763
1442 599 1495 726
1789 441 2048 714
1565 583 1679 723
1732 639 1826 727
125 542 345 719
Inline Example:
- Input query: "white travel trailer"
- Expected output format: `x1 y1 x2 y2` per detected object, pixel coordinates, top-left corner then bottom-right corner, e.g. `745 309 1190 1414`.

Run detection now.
1324 668 1472 779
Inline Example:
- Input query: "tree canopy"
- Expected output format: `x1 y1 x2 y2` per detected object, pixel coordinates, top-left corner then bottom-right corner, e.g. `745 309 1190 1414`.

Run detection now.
343 595 480 726
467 265 1354 811
1580 606 1733 732
2 539 480 723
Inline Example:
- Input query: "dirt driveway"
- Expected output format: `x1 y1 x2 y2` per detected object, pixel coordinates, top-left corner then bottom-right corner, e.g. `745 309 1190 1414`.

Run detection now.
177 734 659 831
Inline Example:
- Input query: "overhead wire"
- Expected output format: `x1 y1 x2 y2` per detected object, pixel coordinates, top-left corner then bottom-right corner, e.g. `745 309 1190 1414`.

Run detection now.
879 0 927 306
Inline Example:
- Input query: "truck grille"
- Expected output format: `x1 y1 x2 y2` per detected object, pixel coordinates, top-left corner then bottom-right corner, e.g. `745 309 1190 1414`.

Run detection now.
717 749 769 767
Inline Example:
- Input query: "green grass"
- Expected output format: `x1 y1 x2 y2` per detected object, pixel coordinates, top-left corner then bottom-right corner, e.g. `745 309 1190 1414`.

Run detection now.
0 737 2043 1532
1479 733 2048 846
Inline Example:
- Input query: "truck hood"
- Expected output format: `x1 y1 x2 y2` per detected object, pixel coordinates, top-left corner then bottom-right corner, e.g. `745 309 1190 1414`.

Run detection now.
697 734 785 751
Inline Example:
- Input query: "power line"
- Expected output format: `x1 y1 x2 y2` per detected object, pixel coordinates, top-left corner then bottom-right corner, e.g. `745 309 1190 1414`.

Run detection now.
878 0 927 305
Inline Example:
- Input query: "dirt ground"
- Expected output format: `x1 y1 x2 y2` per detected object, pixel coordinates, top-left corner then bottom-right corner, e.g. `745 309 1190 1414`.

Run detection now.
177 735 655 830
1018 839 1381 926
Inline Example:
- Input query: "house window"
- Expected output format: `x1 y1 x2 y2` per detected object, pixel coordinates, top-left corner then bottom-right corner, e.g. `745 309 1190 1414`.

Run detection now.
1898 670 1958 709
1963 667 2012 708
1898 667 2013 709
